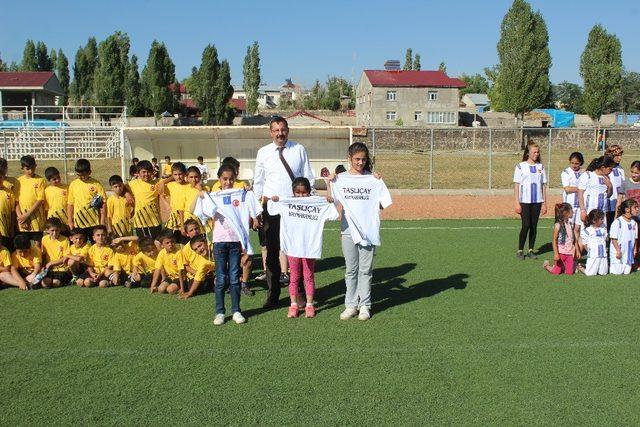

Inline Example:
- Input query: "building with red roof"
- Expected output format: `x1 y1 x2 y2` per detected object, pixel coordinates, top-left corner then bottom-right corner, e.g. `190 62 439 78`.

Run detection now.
356 68 466 127
0 72 65 109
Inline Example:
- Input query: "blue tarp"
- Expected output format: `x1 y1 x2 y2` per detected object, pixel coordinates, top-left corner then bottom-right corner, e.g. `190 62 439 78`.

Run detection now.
535 109 575 128
0 120 68 129
616 113 640 125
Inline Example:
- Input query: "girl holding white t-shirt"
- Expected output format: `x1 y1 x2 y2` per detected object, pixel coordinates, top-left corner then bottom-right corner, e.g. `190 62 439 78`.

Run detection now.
331 142 392 321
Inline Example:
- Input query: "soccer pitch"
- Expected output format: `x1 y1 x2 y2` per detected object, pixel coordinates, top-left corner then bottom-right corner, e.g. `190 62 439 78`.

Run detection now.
2 219 639 424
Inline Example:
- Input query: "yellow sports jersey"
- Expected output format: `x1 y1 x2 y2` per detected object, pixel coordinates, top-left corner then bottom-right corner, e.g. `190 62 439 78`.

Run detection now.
69 242 90 260
87 244 114 274
16 175 46 232
155 248 184 280
107 195 133 237
165 181 188 230
44 185 68 225
41 234 70 271
210 180 245 192
162 163 172 177
133 252 156 274
67 178 106 228
0 247 12 268
11 244 42 274
0 186 15 238
182 242 214 281
128 179 161 228
183 185 210 231
111 252 134 274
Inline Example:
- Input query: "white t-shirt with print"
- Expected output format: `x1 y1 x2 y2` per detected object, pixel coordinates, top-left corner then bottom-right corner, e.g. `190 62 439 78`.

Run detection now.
580 225 608 259
513 161 547 204
267 196 339 259
609 216 637 266
607 166 625 212
561 167 582 209
332 173 392 247
578 171 608 214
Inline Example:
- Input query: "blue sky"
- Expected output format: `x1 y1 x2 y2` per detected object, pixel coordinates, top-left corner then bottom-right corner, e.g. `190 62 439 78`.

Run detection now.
1 0 638 88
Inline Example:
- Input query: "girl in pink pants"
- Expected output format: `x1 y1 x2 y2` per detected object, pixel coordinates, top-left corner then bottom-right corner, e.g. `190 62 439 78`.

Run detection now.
287 257 316 317
543 203 579 275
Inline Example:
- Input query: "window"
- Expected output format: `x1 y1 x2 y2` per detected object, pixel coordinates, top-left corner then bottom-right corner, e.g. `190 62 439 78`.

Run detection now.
427 111 456 124
386 111 396 120
428 91 438 101
414 111 422 121
386 91 397 101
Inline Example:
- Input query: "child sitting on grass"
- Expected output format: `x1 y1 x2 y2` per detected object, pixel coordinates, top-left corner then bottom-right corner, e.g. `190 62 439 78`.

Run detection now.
41 217 71 287
110 236 139 287
179 233 214 300
150 230 184 295
65 228 90 282
78 225 113 288
11 234 43 289
0 240 26 290
131 237 158 288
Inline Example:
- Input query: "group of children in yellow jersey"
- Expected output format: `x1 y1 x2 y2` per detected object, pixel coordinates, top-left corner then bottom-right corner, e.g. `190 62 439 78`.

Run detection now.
0 154 248 317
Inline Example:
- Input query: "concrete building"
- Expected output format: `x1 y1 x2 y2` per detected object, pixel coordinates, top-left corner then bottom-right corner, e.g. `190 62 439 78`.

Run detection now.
0 72 65 110
461 93 490 113
232 80 305 110
356 70 465 127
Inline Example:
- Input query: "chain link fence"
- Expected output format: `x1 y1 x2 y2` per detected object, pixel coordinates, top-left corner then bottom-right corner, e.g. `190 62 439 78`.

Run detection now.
354 127 640 189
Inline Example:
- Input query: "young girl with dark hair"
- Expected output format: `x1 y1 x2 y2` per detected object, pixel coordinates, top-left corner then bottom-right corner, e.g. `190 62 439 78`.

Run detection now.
615 160 640 214
543 203 579 275
605 145 625 227
561 152 584 228
578 156 614 226
609 199 639 275
513 141 547 260
577 209 608 276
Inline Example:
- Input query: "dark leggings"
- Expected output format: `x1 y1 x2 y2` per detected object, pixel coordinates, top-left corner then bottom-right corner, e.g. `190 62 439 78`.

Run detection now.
519 202 542 251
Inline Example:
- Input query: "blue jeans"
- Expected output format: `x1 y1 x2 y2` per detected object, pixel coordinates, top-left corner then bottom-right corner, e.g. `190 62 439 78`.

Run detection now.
214 242 241 315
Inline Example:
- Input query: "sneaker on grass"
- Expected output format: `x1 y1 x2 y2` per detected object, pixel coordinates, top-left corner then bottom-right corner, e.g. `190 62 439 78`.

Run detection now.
232 312 246 324
358 307 371 321
304 305 316 318
339 307 358 320
288 305 299 318
254 271 267 281
213 314 225 326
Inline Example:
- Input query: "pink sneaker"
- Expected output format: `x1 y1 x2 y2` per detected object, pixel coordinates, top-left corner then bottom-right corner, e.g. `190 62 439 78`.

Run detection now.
287 305 299 318
304 305 316 318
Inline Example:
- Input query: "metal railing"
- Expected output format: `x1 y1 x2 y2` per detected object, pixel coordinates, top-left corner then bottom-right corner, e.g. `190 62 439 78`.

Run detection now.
0 105 127 126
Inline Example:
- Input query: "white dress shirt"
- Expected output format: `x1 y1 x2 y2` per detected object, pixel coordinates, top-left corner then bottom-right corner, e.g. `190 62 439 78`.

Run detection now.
253 140 315 201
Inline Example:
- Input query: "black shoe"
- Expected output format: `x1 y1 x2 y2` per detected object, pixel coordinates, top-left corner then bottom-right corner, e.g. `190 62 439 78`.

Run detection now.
262 299 280 309
280 273 289 284
527 250 538 260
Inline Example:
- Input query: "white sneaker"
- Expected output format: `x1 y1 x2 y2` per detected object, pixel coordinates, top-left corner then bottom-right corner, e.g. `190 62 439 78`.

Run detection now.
358 307 371 321
339 307 358 320
232 312 246 324
213 314 225 326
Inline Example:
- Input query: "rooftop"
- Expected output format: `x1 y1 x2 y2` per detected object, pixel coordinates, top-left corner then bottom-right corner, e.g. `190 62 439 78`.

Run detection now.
363 70 466 88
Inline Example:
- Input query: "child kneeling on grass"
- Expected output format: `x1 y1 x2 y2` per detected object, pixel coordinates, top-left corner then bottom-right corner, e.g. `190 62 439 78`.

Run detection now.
609 199 638 275
179 234 214 300
41 217 72 287
150 230 184 294
11 234 44 289
66 228 90 282
131 237 158 288
78 225 114 288
577 209 608 276
543 203 579 275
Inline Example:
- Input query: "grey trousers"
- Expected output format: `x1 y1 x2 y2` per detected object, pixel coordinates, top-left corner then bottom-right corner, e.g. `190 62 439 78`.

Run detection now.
341 234 375 309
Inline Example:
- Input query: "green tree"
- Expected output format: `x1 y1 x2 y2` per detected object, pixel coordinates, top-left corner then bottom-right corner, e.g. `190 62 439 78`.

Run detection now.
140 40 176 117
93 33 129 105
214 60 234 124
303 80 324 110
243 41 261 115
21 40 37 71
580 24 623 123
552 81 583 113
36 41 52 71
322 77 355 111
49 49 57 72
125 54 144 116
490 0 552 121
413 54 421 71
7 61 20 72
438 62 447 73
0 53 6 72
403 48 413 70
56 50 70 106
71 37 99 104
459 73 491 96
191 44 220 124
619 71 640 112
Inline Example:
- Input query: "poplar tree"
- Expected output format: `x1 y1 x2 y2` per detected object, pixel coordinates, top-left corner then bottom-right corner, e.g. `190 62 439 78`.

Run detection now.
21 40 37 71
214 59 234 125
71 37 99 104
191 44 220 124
403 48 413 70
93 33 128 105
49 49 57 72
56 50 70 106
579 24 623 123
36 41 52 71
140 40 176 117
413 54 421 71
490 0 551 121
125 54 143 116
243 41 260 115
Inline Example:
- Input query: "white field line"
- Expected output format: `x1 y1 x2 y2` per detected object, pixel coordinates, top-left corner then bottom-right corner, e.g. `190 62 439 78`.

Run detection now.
325 226 552 231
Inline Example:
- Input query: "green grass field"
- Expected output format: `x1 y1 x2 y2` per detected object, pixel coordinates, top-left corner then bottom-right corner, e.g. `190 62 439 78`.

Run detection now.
2 219 640 424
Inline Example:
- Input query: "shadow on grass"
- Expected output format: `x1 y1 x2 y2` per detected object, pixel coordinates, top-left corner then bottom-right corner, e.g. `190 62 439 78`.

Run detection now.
537 242 553 255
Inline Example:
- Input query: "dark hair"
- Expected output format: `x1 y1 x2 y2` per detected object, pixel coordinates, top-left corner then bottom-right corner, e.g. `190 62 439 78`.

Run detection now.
189 234 207 246
13 234 31 250
132 157 139 163
568 152 584 166
129 164 138 177
554 203 573 244
586 209 605 227
217 164 236 178
109 175 124 186
631 161 640 172
70 228 86 239
158 229 175 243
269 116 288 129
20 155 36 169
45 217 64 229
335 164 347 174
0 158 7 174
152 157 158 162
221 156 240 173
292 177 311 193
606 144 623 157
137 160 153 172
586 156 616 172
93 225 107 235
522 142 542 163
44 166 60 181
197 156 204 161
183 219 200 232
164 156 171 161
75 159 91 174
139 237 156 251
348 142 372 172
618 199 638 217
172 162 187 173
